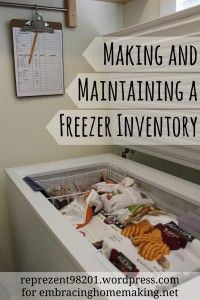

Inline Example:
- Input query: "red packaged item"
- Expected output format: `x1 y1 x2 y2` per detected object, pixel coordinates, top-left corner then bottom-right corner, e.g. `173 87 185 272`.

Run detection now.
154 222 193 250
109 249 139 277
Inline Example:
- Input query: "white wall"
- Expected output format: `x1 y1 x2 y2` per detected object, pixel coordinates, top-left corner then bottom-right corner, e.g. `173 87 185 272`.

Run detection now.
160 0 176 17
0 0 123 271
123 0 160 27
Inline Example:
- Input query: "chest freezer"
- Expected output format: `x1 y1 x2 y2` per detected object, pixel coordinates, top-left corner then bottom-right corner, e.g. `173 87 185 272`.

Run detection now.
6 153 200 274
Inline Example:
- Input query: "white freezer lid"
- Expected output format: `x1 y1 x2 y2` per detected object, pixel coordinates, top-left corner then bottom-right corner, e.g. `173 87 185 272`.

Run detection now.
106 5 200 37
106 6 200 170
127 146 200 171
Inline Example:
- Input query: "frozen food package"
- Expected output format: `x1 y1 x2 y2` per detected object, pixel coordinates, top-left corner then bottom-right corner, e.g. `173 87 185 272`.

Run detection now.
102 187 154 213
124 204 177 226
121 177 135 187
141 214 178 226
60 198 86 225
86 189 103 213
109 249 139 276
77 214 121 244
118 220 200 273
103 223 200 274
110 208 130 223
92 177 135 194
92 182 116 193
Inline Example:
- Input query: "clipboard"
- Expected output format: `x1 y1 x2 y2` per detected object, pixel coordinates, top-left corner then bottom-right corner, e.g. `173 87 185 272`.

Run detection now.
11 19 65 98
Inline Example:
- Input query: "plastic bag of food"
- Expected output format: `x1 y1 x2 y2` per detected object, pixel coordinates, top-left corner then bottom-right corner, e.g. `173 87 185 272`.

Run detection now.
102 187 154 213
86 189 103 213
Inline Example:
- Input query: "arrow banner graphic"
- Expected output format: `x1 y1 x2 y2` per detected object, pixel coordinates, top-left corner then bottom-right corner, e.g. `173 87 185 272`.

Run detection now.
83 36 200 73
47 110 200 146
66 73 200 109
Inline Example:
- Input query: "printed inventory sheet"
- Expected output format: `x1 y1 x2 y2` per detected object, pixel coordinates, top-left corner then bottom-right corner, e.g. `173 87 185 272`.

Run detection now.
12 27 64 97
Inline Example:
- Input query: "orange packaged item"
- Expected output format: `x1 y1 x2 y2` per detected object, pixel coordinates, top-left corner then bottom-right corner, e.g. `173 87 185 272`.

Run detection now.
131 227 171 261
132 229 162 246
138 240 170 261
121 220 153 238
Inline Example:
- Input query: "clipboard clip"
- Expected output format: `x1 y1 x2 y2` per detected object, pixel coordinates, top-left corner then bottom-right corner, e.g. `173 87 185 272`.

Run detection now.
22 5 54 33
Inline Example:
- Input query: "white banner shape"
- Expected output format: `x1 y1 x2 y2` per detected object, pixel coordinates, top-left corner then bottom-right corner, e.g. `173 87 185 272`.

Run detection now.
46 110 200 145
83 36 200 73
66 73 200 109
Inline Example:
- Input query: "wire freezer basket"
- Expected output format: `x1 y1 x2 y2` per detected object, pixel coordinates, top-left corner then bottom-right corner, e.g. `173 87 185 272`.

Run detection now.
30 164 128 210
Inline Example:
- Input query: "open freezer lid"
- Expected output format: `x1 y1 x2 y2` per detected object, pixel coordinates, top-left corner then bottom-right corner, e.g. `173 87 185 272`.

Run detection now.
125 146 200 170
106 6 200 171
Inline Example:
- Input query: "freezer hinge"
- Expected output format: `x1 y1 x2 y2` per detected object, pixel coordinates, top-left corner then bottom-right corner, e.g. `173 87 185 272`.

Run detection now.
122 148 130 159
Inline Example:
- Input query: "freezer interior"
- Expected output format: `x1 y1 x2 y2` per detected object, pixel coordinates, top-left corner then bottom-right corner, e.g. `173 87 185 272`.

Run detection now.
24 163 199 232
22 162 200 276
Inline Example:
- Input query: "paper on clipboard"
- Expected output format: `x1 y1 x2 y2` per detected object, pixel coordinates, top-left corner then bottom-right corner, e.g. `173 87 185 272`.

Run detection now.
11 20 64 97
